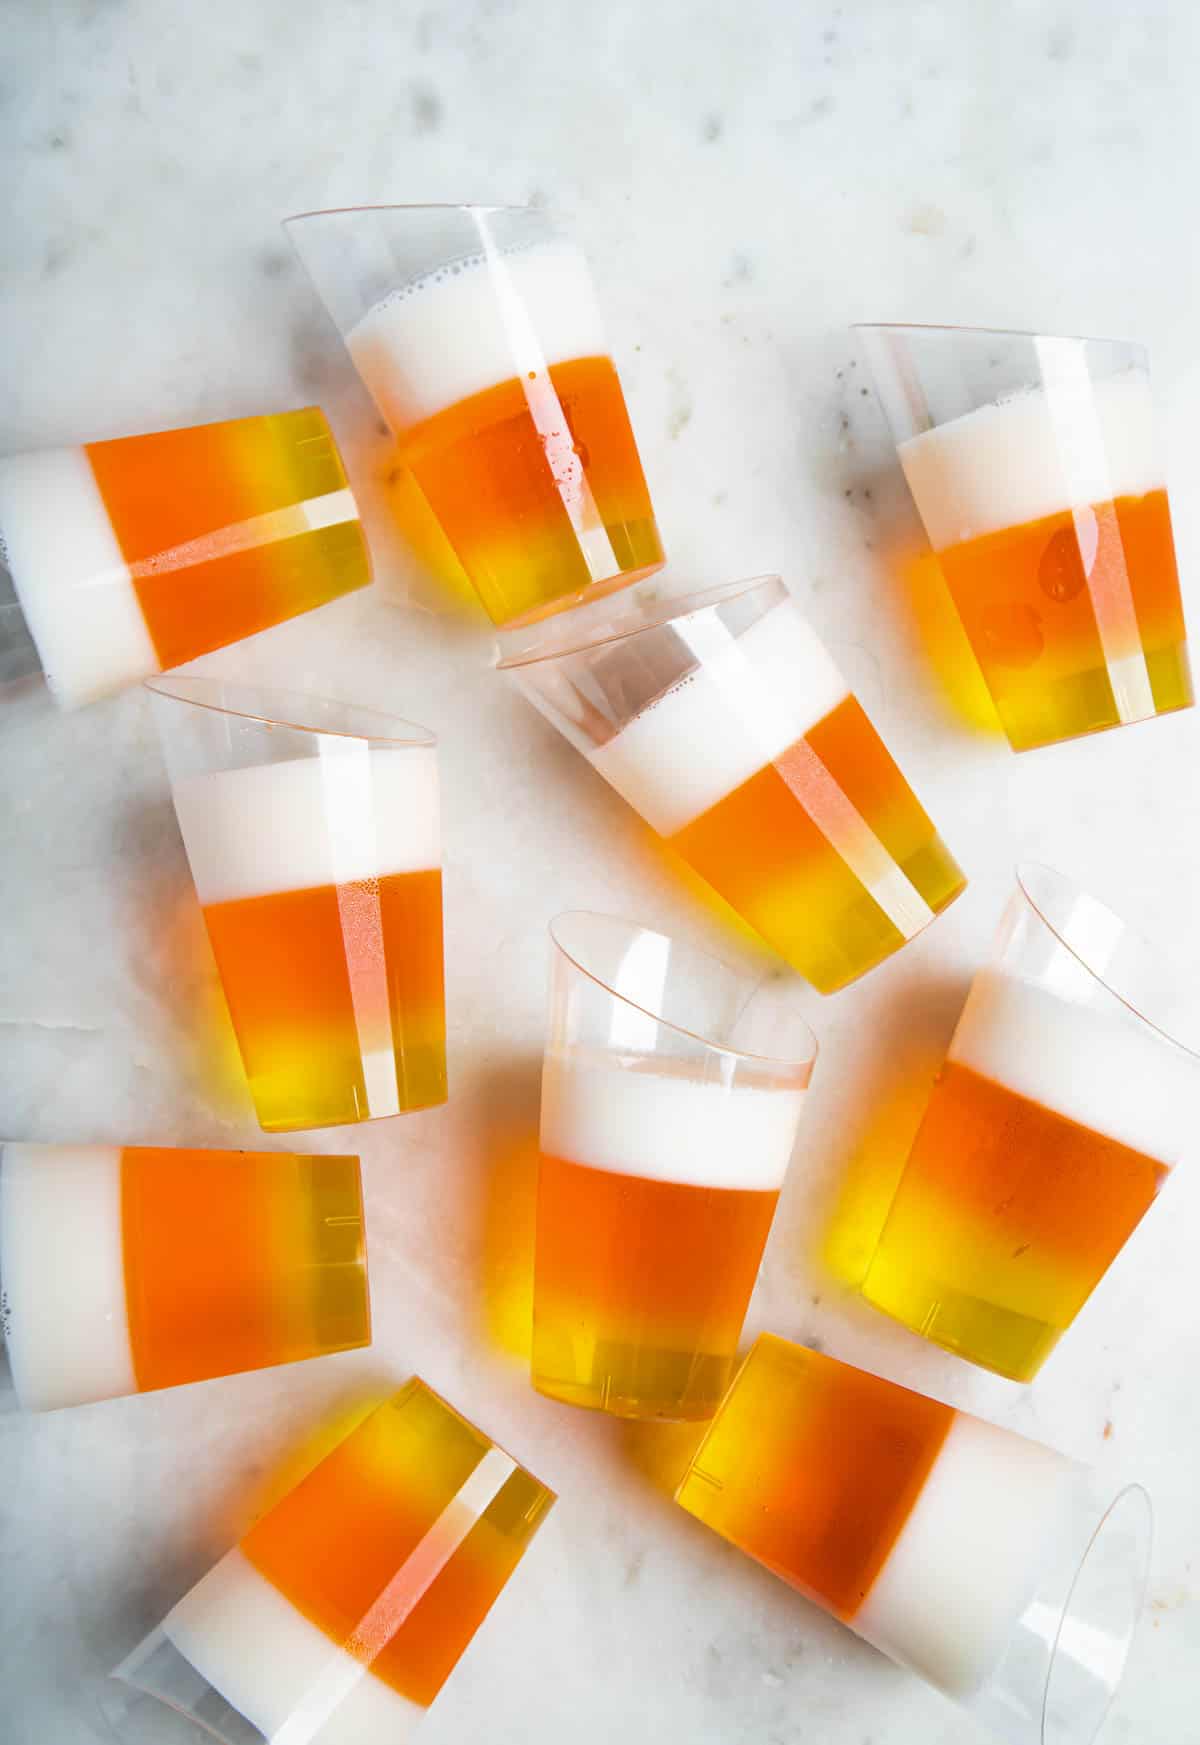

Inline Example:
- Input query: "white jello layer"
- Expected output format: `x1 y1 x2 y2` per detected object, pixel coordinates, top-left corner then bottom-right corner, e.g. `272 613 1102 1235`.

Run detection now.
587 600 850 837
898 372 1161 552
0 447 158 708
170 745 441 906
0 1143 136 1412
162 1547 421 1745
949 966 1195 1164
541 1045 806 1192
346 240 607 431
855 1413 1076 1700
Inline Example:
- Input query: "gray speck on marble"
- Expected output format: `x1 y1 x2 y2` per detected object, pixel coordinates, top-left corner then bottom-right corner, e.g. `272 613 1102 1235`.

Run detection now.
665 375 694 441
259 248 293 280
722 251 753 287
414 11 435 51
411 82 443 133
623 1548 645 1588
1047 22 1074 60
43 238 74 277
237 51 263 77
783 93 836 129
700 112 723 144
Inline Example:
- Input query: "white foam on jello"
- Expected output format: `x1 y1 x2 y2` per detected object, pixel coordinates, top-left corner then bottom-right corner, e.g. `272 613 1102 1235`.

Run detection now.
170 744 440 906
587 600 850 837
897 372 1162 552
162 1546 421 1745
949 966 1197 1164
346 240 607 431
855 1412 1077 1700
0 447 158 708
541 1045 806 1192
0 1143 136 1412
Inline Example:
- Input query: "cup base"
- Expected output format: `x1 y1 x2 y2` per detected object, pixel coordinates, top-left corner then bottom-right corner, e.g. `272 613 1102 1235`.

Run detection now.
860 1266 1062 1384
1006 693 1193 754
532 1370 722 1423
531 1333 734 1423
254 1090 448 1134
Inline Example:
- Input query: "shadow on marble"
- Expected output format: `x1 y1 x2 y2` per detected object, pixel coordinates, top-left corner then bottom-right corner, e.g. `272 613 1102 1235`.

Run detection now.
812 969 973 1293
284 295 488 628
802 330 1003 743
464 1053 542 1365
614 1416 711 1504
109 784 253 1126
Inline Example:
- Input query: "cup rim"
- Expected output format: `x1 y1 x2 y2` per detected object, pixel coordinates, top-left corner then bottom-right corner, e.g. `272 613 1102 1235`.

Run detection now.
853 321 1146 353
1014 862 1200 1061
497 574 787 671
1040 1482 1153 1745
143 675 436 747
548 910 819 1073
282 202 529 225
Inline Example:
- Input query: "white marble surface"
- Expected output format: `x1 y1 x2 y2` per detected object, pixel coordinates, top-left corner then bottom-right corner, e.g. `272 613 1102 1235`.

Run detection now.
3 3 1199 1742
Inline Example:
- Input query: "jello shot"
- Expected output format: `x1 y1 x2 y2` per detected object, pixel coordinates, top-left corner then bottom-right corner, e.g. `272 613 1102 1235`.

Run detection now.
677 1335 1151 1745
502 575 966 993
0 1141 368 1411
862 864 1200 1380
110 1379 555 1743
0 407 369 708
149 677 447 1131
858 324 1192 750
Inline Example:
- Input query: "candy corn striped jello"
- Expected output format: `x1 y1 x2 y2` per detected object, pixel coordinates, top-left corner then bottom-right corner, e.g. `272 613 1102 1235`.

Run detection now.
532 1045 807 1419
152 685 448 1133
0 1142 368 1412
896 370 1192 750
286 204 666 627
0 408 370 708
677 1336 1077 1697
112 1381 555 1743
862 962 1194 1381
533 578 967 993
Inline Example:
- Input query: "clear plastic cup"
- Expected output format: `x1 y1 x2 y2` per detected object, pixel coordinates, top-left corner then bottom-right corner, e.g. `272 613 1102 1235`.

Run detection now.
0 1141 368 1411
857 324 1193 751
531 912 817 1421
147 677 447 1132
862 863 1200 1380
500 575 967 994
107 1378 555 1744
676 1333 1152 1745
284 203 664 628
0 407 370 709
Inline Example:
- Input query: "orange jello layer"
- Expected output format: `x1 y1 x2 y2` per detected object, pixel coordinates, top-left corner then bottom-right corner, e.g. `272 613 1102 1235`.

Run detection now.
120 1146 368 1392
671 696 965 992
677 1334 953 1619
398 355 663 625
241 1381 554 1707
938 489 1191 749
86 408 370 669
202 868 447 1130
534 1153 778 1351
